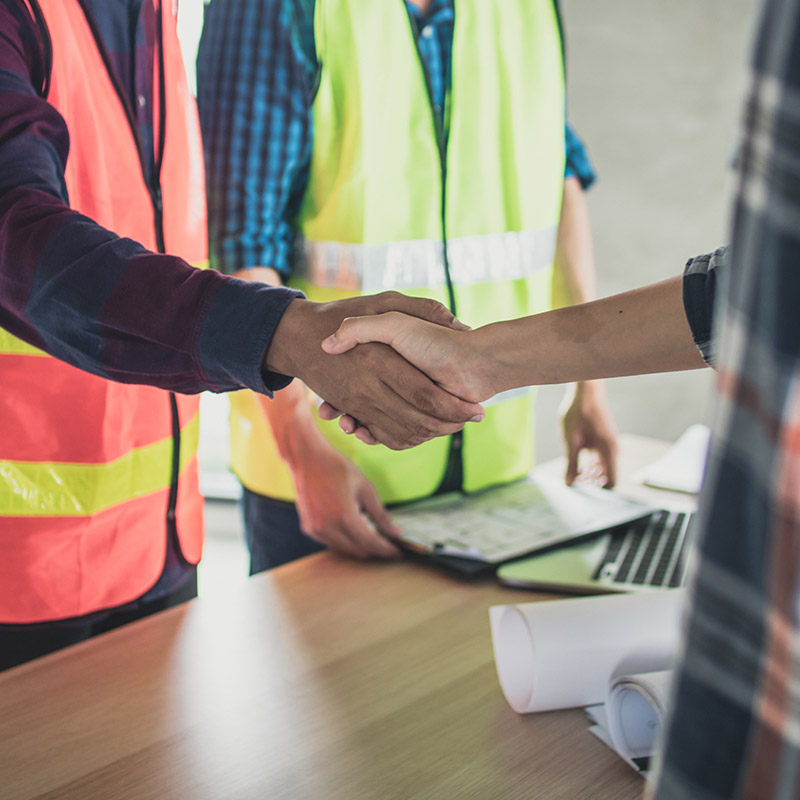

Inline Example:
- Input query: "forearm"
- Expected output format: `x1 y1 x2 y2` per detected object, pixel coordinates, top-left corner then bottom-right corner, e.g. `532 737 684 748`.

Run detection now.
480 276 707 393
550 175 605 410
0 187 301 393
551 176 596 308
0 9 301 395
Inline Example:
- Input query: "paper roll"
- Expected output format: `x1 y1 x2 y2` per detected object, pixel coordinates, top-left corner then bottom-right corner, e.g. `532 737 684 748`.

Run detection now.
489 589 685 713
606 670 672 763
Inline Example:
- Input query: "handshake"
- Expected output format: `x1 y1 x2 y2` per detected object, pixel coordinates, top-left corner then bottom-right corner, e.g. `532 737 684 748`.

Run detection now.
264 292 494 450
265 274 705 486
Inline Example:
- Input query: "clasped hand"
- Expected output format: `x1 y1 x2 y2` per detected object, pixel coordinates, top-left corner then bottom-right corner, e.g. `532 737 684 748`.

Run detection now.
318 310 485 445
263 293 484 450
314 307 619 489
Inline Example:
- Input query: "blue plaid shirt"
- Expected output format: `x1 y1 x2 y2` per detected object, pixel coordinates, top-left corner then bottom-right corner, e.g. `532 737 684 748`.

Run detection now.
197 0 596 279
654 1 800 796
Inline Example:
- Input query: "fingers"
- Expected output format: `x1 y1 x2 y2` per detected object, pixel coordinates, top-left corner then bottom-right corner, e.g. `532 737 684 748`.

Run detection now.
298 504 401 561
352 423 378 445
357 377 482 451
596 437 619 489
338 415 359 435
564 441 619 489
326 345 483 450
370 292 468 330
318 401 343 421
565 438 580 486
316 404 380 445
359 486 401 537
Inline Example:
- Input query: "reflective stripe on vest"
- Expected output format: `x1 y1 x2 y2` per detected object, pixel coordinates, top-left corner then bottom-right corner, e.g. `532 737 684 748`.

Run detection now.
0 0 207 623
293 227 558 293
0 413 199 516
0 328 46 356
230 0 565 504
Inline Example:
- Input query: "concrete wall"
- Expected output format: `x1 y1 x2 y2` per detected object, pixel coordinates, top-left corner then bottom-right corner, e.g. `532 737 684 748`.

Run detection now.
534 0 758 463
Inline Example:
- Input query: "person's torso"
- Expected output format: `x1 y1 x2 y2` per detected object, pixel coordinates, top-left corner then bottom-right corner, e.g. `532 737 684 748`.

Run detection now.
231 0 566 505
0 0 207 623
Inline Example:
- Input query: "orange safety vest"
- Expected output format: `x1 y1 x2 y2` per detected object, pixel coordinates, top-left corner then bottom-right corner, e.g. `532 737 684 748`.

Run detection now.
0 0 207 623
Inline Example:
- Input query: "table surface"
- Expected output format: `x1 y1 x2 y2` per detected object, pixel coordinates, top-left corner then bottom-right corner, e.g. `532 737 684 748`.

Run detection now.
0 435 680 800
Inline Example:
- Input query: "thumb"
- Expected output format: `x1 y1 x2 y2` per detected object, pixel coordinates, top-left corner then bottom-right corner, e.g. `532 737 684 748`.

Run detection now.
597 440 619 489
322 313 402 354
359 482 401 539
565 440 581 486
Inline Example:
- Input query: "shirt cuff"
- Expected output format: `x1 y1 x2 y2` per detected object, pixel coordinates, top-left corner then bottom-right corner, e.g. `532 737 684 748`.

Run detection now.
196 276 304 394
564 123 597 190
682 246 726 367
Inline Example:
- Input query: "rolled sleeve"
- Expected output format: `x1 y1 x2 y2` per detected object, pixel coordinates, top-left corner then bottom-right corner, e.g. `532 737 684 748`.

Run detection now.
682 246 726 367
564 122 596 190
197 0 315 281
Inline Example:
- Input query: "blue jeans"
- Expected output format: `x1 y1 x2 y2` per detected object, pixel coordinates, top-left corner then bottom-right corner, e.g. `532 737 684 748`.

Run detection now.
241 488 325 574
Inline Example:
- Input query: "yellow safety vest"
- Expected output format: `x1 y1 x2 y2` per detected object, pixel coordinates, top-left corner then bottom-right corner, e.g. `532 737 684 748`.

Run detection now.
230 0 565 504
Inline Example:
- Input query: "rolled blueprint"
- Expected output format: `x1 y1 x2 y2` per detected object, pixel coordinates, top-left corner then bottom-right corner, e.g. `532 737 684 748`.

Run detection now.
489 589 685 713
606 670 672 765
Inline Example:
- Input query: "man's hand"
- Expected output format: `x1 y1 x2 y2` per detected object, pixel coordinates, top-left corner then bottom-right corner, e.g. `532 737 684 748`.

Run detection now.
561 381 619 489
260 384 403 560
265 293 485 450
290 433 403 560
318 310 497 443
320 311 495 403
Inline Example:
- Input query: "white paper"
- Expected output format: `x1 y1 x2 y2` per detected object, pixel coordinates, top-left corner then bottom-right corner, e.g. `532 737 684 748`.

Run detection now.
489 590 685 713
633 424 711 495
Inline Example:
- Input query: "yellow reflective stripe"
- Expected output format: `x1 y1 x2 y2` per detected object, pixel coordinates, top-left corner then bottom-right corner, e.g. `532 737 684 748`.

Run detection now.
190 259 209 270
0 413 199 517
0 327 47 357
294 228 557 293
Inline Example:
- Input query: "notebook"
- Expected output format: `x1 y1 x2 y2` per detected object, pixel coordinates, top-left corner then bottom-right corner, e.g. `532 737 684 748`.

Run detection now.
388 476 655 567
495 506 695 594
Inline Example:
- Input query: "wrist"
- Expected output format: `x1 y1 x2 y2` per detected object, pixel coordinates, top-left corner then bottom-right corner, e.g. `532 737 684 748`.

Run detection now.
263 298 314 377
480 321 534 396
281 420 327 470
270 391 331 468
574 379 608 406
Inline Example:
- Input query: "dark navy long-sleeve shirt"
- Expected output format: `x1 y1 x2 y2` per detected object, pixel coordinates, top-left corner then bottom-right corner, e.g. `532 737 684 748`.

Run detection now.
0 0 301 395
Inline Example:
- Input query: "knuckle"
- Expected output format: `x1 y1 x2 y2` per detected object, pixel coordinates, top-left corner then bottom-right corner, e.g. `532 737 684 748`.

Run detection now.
339 316 357 334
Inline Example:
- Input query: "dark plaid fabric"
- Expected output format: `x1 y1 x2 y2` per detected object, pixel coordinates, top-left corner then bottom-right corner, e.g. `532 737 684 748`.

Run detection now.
655 1 800 797
196 0 596 280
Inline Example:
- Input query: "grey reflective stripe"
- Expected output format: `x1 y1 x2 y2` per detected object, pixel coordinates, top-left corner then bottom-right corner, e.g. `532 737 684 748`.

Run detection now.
293 227 557 292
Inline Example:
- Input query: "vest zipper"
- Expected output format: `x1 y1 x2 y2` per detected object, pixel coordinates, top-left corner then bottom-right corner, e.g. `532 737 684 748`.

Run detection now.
77 0 181 542
406 11 463 494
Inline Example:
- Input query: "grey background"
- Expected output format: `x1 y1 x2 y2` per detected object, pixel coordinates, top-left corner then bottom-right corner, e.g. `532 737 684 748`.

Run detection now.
534 0 757 463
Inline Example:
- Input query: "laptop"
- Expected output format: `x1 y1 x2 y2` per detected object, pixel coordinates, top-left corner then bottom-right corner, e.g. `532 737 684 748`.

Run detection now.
388 476 655 572
496 506 695 594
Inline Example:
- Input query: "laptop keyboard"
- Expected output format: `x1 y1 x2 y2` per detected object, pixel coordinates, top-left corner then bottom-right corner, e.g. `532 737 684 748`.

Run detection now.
591 510 692 588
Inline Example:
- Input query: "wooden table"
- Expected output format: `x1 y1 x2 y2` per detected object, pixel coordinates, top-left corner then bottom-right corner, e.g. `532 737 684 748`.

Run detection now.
0 435 677 800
